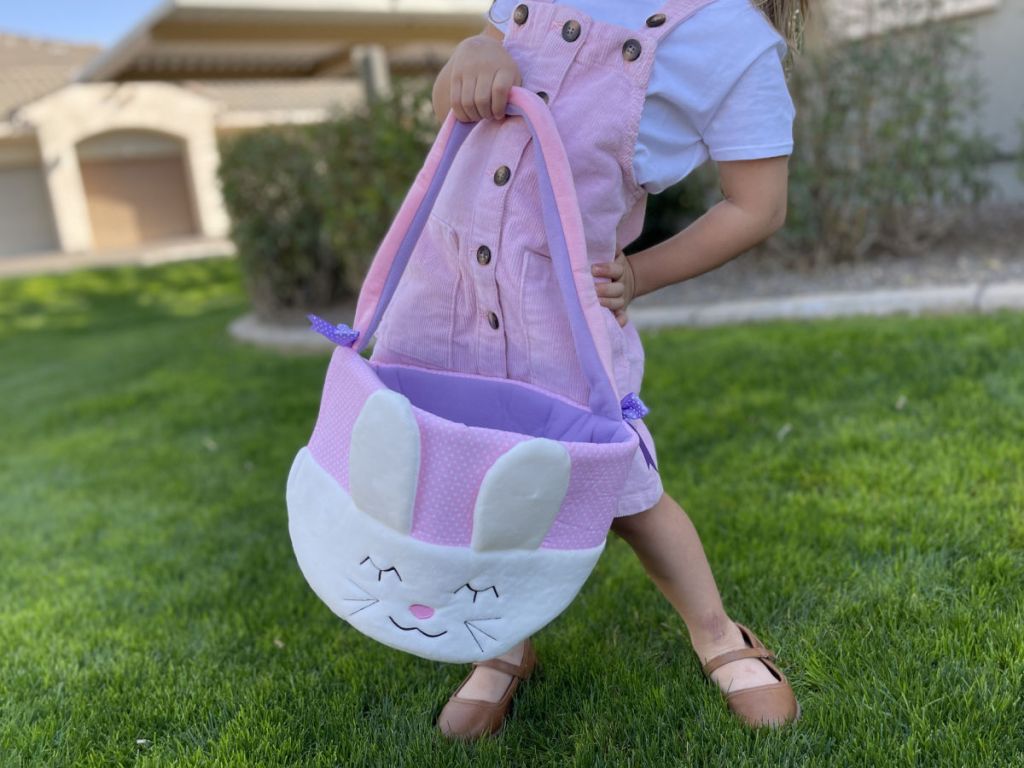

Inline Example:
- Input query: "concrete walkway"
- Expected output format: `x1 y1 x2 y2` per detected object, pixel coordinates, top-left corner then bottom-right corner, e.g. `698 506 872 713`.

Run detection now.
628 279 1024 329
0 237 235 278
6 237 1020 346
228 278 1024 352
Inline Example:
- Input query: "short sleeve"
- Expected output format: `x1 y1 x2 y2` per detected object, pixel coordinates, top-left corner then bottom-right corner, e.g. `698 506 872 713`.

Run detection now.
485 0 517 33
701 43 795 162
634 0 797 193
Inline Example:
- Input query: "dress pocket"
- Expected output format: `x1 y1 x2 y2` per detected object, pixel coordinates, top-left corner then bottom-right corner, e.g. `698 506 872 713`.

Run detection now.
518 248 590 406
600 305 633 398
376 214 462 369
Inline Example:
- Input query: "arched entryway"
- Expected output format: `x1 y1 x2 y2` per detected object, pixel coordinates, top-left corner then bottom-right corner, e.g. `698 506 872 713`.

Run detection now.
77 130 198 250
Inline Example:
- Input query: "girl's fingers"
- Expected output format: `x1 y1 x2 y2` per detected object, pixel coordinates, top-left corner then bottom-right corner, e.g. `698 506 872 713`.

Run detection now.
591 260 624 279
597 295 626 311
491 69 516 120
460 75 482 122
450 76 470 122
474 71 496 120
595 281 624 298
615 309 629 327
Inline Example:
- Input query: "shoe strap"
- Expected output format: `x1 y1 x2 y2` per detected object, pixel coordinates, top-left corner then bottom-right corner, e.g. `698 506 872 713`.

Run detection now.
702 646 776 677
472 639 533 679
472 657 527 678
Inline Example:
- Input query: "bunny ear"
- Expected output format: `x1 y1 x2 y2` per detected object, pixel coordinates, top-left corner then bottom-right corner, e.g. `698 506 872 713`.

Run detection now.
471 438 571 552
349 389 420 534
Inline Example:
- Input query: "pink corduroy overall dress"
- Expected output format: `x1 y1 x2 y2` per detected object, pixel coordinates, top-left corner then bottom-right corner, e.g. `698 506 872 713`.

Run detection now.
371 0 716 516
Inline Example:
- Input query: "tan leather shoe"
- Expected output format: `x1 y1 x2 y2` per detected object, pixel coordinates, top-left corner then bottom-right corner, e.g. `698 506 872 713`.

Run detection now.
701 623 800 728
437 638 537 740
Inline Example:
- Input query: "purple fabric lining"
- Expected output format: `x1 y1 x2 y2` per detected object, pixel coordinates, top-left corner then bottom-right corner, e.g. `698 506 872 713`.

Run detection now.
355 101 621 423
372 363 634 445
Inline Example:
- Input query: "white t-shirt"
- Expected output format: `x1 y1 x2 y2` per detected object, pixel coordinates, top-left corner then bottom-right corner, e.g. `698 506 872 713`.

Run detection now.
487 0 795 193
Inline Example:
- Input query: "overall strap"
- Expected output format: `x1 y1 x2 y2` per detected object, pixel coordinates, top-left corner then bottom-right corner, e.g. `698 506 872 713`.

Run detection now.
494 0 555 14
352 87 623 423
638 0 721 40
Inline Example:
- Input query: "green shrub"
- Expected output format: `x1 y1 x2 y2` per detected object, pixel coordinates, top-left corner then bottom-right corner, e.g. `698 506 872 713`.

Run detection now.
217 80 434 319
782 3 997 263
315 81 436 295
219 125 334 318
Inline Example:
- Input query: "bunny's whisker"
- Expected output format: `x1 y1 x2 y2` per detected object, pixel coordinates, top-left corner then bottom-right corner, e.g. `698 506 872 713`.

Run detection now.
464 624 485 653
347 599 379 616
464 619 500 641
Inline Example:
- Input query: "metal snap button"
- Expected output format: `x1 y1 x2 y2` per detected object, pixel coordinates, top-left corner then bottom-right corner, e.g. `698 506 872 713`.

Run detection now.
622 39 642 61
476 245 492 266
487 311 500 330
493 165 511 186
562 19 582 42
646 13 667 27
537 90 549 103
513 4 529 25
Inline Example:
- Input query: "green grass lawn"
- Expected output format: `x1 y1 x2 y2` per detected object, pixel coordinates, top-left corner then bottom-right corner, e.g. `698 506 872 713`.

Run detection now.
1 260 1022 767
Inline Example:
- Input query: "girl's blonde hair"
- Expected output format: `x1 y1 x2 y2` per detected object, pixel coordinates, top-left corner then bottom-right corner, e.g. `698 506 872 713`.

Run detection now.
752 0 809 51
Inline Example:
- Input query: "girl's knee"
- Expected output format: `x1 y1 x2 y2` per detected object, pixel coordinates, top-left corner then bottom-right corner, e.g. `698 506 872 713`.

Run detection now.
610 512 638 539
610 495 663 536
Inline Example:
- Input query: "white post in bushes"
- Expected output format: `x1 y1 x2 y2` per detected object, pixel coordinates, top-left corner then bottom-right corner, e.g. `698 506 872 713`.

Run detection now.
352 45 393 103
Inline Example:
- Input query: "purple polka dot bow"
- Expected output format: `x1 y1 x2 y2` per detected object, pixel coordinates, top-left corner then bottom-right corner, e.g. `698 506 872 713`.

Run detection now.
307 314 360 347
620 392 657 471
620 391 650 421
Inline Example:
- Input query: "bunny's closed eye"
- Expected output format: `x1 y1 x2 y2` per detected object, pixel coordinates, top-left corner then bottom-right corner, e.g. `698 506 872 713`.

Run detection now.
454 583 499 602
361 556 402 582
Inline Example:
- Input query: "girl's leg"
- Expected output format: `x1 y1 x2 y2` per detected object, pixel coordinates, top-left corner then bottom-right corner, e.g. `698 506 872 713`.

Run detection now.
610 491 778 690
440 491 777 714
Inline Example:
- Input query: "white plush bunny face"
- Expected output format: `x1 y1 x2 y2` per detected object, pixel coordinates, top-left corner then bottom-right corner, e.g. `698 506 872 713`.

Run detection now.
286 389 604 663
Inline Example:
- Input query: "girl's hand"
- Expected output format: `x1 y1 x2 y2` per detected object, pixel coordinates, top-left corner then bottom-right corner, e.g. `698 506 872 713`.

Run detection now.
591 250 636 327
434 26 522 123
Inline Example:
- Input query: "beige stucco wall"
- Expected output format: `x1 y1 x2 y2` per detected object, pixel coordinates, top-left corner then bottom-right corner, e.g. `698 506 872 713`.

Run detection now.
0 136 59 256
16 82 229 253
966 0 1024 200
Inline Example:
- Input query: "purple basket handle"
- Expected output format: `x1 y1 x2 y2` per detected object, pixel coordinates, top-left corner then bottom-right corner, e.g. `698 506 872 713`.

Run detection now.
353 87 622 423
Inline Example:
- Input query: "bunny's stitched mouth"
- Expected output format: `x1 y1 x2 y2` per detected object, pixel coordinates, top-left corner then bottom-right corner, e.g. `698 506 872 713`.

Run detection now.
388 616 448 637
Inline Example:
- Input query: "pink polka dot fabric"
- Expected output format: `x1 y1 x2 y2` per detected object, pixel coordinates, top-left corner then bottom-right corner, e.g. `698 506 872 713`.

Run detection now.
308 348 383 490
411 412 522 546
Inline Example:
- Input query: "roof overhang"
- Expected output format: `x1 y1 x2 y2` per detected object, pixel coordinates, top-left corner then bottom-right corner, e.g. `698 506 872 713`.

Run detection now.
78 0 489 82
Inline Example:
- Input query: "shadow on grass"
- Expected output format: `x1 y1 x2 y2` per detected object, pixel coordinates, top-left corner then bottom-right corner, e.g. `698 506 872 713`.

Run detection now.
0 260 246 340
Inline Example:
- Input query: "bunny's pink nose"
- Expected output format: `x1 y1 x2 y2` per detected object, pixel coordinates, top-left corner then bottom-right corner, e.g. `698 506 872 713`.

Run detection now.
409 604 434 620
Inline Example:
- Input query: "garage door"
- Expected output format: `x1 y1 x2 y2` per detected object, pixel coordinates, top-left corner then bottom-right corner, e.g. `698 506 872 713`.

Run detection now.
78 131 197 251
0 165 58 257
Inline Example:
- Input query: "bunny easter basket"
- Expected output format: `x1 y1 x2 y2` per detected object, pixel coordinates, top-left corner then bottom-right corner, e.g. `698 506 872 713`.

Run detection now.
286 87 654 664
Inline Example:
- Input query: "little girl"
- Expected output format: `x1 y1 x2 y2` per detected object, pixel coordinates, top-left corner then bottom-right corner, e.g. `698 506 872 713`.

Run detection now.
369 0 804 738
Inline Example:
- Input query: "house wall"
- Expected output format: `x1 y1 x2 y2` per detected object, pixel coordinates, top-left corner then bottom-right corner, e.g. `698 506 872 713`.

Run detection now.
967 0 1024 200
17 82 228 253
0 137 59 257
